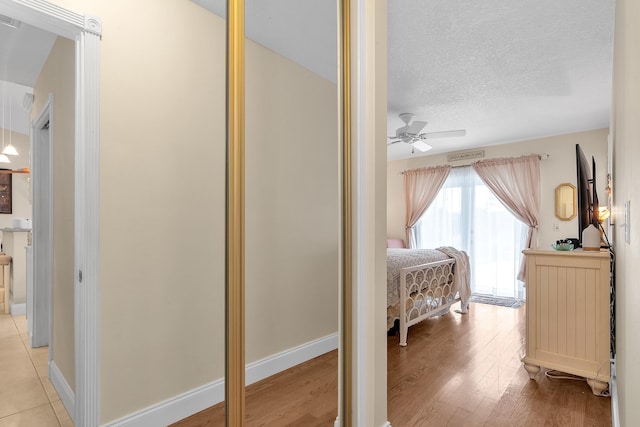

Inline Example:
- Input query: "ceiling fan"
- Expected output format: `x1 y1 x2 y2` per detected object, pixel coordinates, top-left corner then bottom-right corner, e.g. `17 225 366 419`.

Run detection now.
387 113 466 152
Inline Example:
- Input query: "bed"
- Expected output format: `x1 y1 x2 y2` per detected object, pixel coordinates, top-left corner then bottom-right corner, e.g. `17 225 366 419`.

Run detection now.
387 247 471 346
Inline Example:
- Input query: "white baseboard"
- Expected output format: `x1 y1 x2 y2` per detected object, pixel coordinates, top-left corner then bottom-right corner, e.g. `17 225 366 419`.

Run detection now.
611 375 619 427
50 360 75 423
611 359 619 427
106 378 225 427
245 332 338 384
334 418 391 427
105 333 338 427
10 302 25 315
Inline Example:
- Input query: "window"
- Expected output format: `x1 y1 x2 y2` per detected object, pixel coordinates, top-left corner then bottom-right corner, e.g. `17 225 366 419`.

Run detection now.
412 167 526 299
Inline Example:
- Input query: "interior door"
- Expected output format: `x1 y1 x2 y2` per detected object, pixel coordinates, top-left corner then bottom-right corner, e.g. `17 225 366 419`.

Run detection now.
30 99 52 349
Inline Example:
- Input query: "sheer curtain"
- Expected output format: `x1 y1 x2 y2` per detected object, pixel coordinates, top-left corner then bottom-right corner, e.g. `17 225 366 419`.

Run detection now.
403 165 451 247
413 167 527 299
472 154 540 281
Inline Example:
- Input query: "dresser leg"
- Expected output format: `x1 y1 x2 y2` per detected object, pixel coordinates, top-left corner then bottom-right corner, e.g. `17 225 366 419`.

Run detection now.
523 363 540 379
587 379 609 396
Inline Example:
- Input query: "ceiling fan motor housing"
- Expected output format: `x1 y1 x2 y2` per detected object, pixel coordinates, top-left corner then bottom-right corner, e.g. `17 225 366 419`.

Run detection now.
399 112 415 125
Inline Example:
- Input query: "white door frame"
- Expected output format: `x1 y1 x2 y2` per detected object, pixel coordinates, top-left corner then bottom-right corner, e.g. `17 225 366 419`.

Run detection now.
31 94 53 349
349 0 389 425
0 1 102 426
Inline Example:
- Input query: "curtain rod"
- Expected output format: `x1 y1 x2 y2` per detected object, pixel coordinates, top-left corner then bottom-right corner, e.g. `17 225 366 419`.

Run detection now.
399 153 549 174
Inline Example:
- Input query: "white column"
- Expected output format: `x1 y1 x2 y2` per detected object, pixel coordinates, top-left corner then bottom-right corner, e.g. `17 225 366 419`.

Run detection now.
351 0 389 425
74 16 102 427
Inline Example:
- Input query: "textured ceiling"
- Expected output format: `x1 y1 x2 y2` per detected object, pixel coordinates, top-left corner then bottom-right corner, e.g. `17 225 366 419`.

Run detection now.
0 2 616 154
0 17 56 134
387 0 615 159
196 0 615 161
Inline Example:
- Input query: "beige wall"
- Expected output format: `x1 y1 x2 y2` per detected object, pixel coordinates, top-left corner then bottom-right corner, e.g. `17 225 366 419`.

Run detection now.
245 39 338 360
612 0 640 424
387 129 609 249
42 0 338 423
96 5 225 421
32 36 76 391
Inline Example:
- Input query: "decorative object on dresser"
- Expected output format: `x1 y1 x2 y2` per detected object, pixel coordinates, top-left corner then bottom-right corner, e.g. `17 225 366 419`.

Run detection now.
551 241 574 251
522 249 610 396
581 224 601 251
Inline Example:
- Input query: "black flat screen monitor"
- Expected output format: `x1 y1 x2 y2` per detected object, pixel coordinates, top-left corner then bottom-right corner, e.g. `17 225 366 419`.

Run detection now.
576 144 599 247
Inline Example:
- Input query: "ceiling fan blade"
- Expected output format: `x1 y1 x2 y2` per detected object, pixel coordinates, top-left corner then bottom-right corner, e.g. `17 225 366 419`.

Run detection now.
421 129 467 139
406 120 427 135
395 125 410 138
412 140 432 152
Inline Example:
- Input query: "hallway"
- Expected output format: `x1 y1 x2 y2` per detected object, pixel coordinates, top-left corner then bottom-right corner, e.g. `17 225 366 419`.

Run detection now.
0 314 72 426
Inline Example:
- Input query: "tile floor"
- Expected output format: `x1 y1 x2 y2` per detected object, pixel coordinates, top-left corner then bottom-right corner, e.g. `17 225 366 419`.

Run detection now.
0 314 73 426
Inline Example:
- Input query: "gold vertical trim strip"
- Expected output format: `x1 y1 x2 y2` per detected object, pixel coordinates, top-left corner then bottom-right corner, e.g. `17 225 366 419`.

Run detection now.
339 0 353 425
226 0 245 426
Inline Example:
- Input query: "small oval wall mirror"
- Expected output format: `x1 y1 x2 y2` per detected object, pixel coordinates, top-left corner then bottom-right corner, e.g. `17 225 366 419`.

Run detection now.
554 183 577 221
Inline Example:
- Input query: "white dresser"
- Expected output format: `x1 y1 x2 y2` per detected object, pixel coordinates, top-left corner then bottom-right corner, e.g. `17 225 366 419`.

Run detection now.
522 249 611 395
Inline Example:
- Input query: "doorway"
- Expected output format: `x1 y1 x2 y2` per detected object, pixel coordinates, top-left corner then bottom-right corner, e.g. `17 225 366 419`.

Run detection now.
30 95 53 349
0 1 102 424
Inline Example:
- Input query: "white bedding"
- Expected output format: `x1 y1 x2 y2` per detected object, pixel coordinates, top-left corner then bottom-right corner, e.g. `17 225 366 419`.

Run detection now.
435 246 471 313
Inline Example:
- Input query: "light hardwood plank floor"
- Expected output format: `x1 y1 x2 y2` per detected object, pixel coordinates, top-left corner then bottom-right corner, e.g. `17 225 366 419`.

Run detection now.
174 302 611 426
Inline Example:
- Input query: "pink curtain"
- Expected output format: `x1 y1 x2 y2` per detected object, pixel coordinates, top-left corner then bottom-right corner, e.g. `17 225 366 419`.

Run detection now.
472 154 540 281
403 165 451 247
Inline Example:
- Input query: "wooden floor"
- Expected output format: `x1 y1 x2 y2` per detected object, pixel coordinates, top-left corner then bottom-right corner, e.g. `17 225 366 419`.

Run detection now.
171 350 337 427
173 303 611 426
